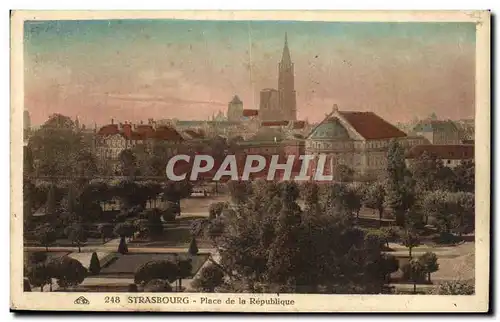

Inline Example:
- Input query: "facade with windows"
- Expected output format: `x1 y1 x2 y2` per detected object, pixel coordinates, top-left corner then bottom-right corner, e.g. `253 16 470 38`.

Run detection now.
305 107 428 180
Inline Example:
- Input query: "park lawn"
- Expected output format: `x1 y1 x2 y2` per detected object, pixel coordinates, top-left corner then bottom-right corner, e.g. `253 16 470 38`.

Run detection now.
180 194 230 213
99 253 209 278
129 227 213 248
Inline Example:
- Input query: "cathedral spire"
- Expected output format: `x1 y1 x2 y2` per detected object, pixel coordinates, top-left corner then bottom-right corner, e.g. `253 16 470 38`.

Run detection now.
281 32 292 66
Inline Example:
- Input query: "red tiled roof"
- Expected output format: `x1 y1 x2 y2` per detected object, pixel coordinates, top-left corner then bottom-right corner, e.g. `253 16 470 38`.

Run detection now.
155 126 184 141
135 125 155 136
293 121 306 129
184 129 205 139
243 109 259 117
339 111 407 140
97 124 120 136
261 120 289 127
98 123 184 142
406 144 474 160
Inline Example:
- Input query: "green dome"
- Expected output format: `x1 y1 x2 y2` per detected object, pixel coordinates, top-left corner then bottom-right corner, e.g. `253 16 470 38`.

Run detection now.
310 118 349 140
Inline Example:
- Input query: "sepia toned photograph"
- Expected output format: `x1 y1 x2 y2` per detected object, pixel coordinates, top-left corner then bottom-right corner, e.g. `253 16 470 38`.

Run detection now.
10 10 490 312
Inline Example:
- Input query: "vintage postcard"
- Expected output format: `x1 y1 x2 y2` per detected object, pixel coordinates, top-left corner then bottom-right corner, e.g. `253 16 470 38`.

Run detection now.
10 10 490 312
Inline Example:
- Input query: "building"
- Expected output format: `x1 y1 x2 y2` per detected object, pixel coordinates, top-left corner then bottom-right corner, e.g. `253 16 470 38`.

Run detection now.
406 144 474 168
259 88 280 121
411 119 461 145
227 95 244 122
95 120 184 173
259 33 297 122
305 105 428 180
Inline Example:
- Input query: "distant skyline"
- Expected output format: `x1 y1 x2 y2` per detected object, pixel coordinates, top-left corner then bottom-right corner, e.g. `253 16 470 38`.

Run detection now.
24 20 476 126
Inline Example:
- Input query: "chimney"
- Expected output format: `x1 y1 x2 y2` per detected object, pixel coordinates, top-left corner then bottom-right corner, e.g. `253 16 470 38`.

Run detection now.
111 118 114 125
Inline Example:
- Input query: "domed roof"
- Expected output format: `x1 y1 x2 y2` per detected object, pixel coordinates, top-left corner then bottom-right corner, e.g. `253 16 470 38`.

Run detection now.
310 117 350 140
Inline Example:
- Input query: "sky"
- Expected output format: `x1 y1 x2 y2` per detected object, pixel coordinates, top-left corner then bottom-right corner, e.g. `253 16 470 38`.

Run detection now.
24 19 476 126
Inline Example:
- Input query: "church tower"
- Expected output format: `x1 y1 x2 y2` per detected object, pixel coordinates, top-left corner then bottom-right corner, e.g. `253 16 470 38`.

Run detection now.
278 33 297 121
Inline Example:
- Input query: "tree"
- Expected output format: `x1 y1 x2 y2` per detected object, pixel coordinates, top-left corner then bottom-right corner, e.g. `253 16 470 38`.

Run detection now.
65 224 87 253
418 252 439 283
192 264 225 292
385 140 416 226
162 181 193 216
401 229 421 258
89 252 101 275
209 202 227 219
98 223 114 243
28 114 88 177
27 262 53 292
411 151 452 192
437 280 474 295
380 254 399 283
380 226 402 248
61 184 79 215
404 259 426 294
453 160 475 193
227 180 252 205
119 149 138 177
300 181 320 212
333 164 354 183
364 182 386 224
134 260 178 285
188 237 199 256
345 185 363 219
34 224 57 252
175 257 193 291
114 222 136 239
50 256 87 290
45 185 58 216
453 192 475 236
134 209 163 240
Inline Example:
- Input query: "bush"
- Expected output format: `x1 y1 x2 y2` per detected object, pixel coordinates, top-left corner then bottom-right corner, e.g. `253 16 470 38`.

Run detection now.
192 264 225 292
188 237 199 256
128 283 138 292
89 252 101 275
437 280 474 295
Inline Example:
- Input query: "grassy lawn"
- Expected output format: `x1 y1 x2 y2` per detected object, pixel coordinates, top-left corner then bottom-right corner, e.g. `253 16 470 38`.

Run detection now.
99 253 209 278
130 227 213 248
180 194 230 213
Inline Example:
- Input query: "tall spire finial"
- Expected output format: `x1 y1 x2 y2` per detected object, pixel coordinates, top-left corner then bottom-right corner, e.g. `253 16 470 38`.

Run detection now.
280 32 292 66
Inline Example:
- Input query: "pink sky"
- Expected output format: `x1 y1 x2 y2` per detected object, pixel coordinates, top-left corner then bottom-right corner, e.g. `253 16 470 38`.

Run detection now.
24 20 476 126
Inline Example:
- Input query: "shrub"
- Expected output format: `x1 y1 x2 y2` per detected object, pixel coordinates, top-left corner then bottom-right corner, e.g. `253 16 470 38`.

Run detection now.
437 280 474 295
127 283 138 292
89 252 101 275
118 237 128 254
188 237 199 256
418 252 439 283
